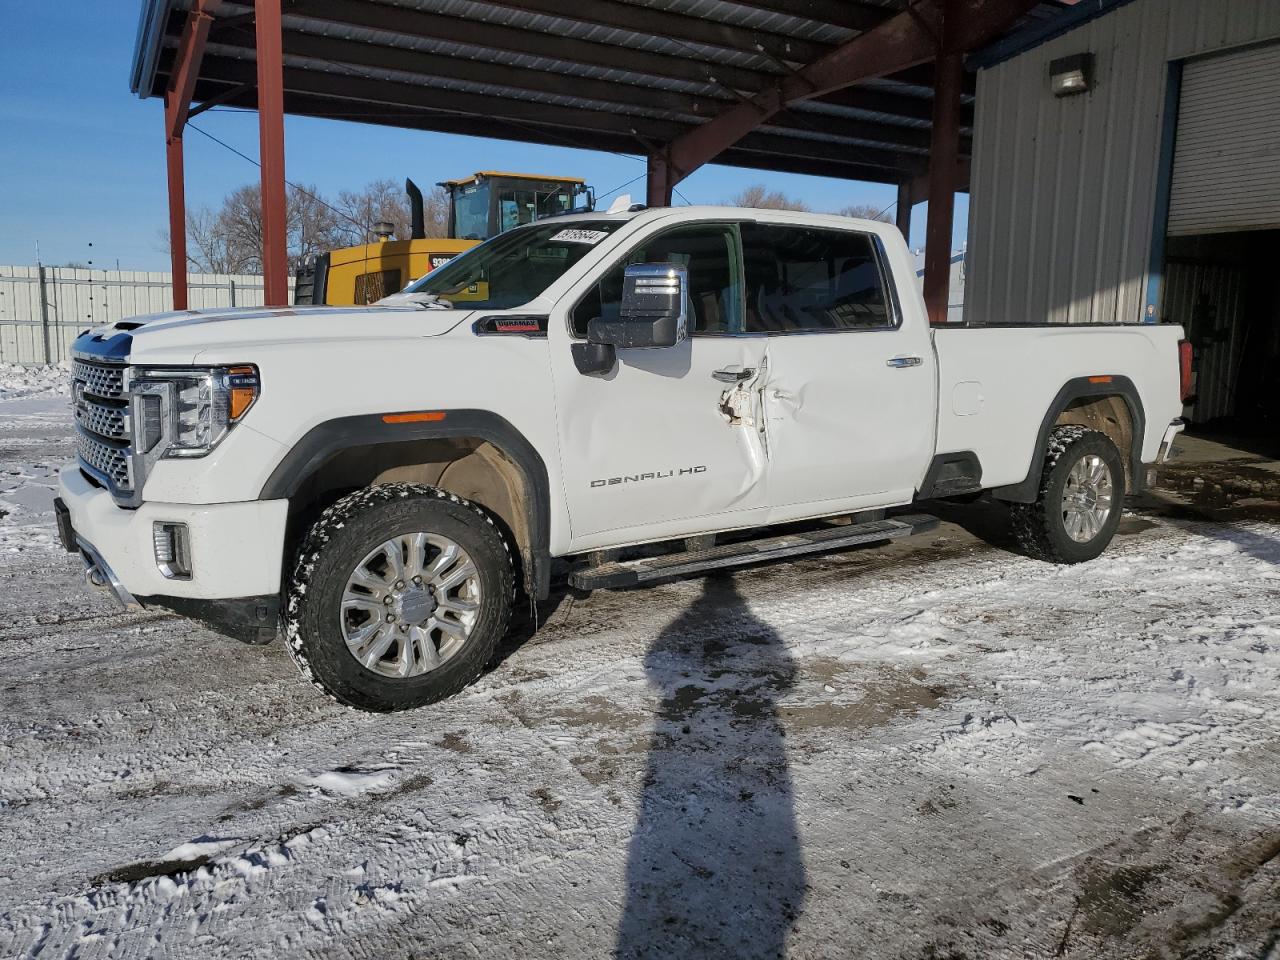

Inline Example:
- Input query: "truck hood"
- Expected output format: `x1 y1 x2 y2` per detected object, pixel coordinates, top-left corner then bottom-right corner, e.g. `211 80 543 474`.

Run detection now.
78 305 474 364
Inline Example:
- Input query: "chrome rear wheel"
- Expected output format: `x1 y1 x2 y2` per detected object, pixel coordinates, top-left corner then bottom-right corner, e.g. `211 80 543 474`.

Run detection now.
1062 453 1114 543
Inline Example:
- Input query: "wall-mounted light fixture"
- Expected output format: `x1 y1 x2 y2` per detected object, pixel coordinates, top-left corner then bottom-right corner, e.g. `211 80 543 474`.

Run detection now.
1050 53 1094 97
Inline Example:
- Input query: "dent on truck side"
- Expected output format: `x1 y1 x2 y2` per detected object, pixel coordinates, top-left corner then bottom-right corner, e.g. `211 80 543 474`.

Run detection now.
259 410 553 600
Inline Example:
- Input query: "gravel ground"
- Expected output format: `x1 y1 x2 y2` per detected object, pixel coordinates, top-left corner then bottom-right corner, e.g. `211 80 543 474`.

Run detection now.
1 381 1277 960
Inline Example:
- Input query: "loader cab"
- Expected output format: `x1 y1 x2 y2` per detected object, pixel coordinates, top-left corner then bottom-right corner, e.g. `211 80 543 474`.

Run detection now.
441 172 595 242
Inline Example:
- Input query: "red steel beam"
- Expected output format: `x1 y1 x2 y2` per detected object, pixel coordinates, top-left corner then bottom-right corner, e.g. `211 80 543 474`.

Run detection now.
895 180 914 245
166 0 221 140
923 47 964 326
647 152 674 207
163 91 189 311
655 8 937 198
647 0 1037 202
255 0 289 306
163 0 221 310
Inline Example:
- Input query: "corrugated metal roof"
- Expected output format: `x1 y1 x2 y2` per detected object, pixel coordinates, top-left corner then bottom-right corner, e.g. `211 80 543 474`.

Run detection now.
135 0 1069 185
281 14 729 96
637 0 857 44
390 0 783 71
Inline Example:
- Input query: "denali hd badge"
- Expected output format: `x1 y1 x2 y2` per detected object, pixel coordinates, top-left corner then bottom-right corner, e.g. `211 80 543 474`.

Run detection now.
591 465 706 488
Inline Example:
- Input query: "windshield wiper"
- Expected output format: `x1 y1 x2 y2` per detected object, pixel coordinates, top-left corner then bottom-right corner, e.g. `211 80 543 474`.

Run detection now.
376 290 455 309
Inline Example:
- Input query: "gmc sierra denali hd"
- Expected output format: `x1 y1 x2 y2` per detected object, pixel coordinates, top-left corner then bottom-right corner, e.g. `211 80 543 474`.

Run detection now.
55 206 1190 711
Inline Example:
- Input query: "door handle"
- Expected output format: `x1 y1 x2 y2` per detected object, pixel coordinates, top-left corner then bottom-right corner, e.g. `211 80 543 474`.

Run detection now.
712 367 754 383
886 356 923 368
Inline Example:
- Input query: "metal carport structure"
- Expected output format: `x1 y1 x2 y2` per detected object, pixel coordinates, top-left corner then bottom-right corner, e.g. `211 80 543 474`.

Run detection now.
131 0 1072 320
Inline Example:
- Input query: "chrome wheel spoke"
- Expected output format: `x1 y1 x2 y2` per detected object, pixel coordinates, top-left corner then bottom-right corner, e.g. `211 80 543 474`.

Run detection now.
435 561 477 593
435 616 467 642
405 532 429 580
436 596 479 616
382 540 407 583
350 567 390 593
360 625 397 669
422 543 459 581
409 625 441 671
345 617 382 650
341 594 384 616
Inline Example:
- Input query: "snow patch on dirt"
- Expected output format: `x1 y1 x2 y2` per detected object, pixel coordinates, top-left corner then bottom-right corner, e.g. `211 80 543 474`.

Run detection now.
0 362 70 401
0 406 1276 959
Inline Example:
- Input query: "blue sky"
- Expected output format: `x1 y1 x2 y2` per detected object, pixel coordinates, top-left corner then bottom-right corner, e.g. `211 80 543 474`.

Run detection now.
0 3 966 271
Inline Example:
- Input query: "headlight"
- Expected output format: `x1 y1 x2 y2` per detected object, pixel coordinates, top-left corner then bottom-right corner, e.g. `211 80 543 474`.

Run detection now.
130 365 260 458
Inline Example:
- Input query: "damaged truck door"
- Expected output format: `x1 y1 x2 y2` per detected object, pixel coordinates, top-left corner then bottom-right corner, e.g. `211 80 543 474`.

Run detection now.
549 222 770 548
747 222 937 516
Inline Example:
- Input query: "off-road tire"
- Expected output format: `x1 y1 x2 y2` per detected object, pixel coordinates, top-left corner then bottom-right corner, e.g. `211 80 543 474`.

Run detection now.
1010 425 1125 564
285 483 514 711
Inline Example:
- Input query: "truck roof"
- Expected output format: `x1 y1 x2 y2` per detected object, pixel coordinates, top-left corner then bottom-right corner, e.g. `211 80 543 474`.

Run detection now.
541 205 896 231
439 171 588 187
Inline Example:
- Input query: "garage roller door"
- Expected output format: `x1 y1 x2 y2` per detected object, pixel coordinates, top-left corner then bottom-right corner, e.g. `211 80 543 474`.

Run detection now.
1168 42 1280 236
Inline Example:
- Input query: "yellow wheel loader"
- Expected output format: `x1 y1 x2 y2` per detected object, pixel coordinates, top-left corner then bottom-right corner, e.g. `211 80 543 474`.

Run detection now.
294 172 594 306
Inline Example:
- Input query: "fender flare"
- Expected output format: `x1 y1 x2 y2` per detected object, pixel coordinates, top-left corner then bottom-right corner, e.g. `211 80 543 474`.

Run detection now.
992 375 1146 504
259 410 552 599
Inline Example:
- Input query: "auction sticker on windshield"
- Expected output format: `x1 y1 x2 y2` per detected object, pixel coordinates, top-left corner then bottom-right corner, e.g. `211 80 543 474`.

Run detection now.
550 229 611 245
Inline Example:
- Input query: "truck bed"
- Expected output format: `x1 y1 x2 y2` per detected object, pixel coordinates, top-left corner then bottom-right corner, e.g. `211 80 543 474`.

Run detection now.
932 323 1185 491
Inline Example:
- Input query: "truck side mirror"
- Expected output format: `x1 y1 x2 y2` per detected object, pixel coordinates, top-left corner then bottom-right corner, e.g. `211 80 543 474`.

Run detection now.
587 263 689 350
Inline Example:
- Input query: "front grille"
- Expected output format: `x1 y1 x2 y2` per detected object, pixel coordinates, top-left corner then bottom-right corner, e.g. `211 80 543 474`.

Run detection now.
77 398 127 438
72 357 133 496
72 359 125 401
76 431 131 489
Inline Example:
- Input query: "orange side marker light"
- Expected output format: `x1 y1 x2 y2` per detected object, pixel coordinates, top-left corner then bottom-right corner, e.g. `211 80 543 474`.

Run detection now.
382 411 447 424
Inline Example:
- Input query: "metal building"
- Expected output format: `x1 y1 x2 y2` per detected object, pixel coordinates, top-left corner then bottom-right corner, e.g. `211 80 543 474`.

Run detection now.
966 0 1280 428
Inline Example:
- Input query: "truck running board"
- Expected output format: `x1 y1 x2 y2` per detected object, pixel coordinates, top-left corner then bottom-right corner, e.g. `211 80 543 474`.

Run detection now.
568 513 940 591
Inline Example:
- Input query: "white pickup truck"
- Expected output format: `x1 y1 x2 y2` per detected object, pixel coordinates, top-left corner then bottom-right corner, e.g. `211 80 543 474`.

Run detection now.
56 206 1190 711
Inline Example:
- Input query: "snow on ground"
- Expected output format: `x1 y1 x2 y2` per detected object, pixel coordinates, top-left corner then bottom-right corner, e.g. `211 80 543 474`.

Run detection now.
0 361 70 402
0 383 1277 959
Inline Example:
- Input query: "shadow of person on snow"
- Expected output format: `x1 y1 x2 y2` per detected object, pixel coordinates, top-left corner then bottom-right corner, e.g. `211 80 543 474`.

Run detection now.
616 574 806 959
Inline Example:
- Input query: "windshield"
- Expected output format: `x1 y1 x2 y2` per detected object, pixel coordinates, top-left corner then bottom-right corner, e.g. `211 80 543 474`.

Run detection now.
405 220 624 309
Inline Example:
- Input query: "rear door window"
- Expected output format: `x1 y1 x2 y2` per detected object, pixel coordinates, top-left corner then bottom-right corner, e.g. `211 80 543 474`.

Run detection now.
741 223 895 333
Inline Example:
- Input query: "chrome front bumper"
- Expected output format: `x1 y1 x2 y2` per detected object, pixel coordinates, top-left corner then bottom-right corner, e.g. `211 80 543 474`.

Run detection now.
78 535 141 611
56 497 141 610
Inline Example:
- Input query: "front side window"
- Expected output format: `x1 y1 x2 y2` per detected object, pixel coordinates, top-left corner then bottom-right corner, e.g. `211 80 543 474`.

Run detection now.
742 223 894 333
571 224 741 338
405 220 623 309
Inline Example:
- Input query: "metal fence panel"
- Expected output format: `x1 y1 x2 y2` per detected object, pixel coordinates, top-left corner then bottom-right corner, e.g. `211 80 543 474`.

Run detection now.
0 267 295 364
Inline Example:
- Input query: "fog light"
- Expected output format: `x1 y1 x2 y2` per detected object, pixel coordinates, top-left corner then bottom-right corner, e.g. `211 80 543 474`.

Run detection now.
153 522 192 580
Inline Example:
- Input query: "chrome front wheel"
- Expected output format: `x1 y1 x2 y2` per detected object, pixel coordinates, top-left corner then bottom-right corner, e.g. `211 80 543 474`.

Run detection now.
340 532 482 679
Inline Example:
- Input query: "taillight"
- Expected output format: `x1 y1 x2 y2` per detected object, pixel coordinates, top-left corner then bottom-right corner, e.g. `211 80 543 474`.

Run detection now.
1178 339 1195 403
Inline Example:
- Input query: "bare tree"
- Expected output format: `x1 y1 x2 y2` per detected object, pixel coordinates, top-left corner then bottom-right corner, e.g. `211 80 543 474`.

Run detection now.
723 184 895 221
175 204 257 275
172 182 343 274
727 184 812 211
332 180 452 244
836 203 893 222
421 184 451 239
333 179 410 246
165 179 456 275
